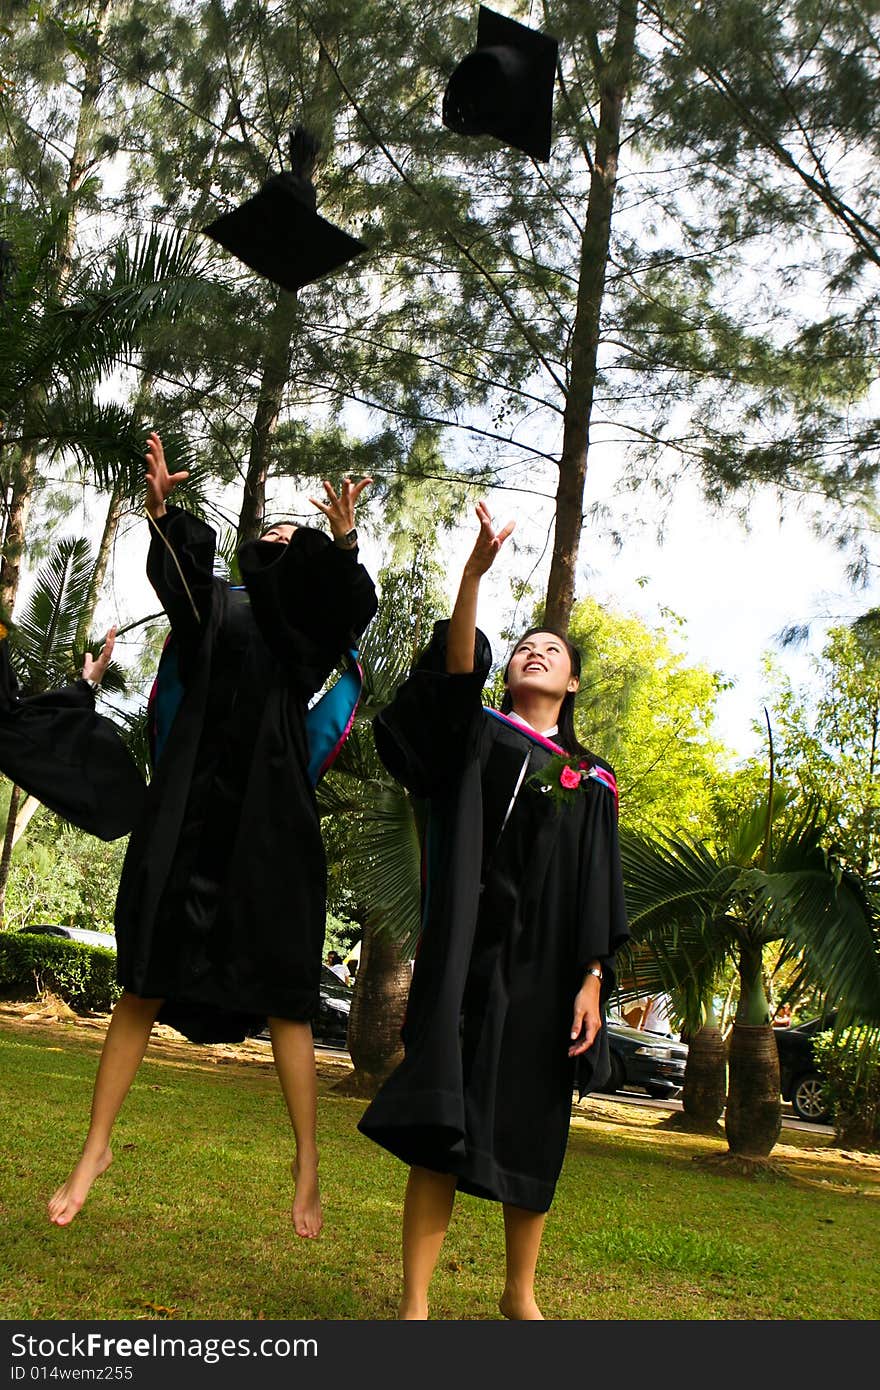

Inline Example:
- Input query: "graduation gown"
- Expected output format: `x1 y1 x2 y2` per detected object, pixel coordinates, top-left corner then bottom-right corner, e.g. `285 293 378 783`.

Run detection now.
358 621 630 1213
0 639 145 841
114 506 377 1043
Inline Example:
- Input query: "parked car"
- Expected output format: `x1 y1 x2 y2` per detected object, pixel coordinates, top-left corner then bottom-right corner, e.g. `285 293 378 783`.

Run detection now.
18 923 116 951
774 1014 836 1122
314 965 352 1049
596 1014 688 1098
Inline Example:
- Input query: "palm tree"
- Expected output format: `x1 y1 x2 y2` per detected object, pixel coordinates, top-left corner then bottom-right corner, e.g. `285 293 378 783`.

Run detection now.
317 718 420 1093
1 213 211 616
620 769 880 1162
316 564 443 1093
619 925 727 1131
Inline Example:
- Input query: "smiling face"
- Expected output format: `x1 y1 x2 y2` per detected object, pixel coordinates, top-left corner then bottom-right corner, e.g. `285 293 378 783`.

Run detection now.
260 522 298 545
505 630 580 704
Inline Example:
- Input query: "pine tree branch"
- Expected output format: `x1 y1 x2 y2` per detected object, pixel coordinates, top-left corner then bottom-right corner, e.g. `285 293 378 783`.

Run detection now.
290 1 569 398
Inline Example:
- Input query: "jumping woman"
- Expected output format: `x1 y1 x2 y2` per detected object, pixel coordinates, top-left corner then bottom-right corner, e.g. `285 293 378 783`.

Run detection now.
49 433 377 1237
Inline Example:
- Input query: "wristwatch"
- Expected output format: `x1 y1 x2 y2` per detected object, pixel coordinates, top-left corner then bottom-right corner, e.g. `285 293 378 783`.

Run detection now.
83 677 101 693
335 527 358 550
586 966 603 983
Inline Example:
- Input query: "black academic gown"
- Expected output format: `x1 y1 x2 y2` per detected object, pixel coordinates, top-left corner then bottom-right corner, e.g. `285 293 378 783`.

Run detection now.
0 640 145 840
358 622 630 1213
114 506 377 1043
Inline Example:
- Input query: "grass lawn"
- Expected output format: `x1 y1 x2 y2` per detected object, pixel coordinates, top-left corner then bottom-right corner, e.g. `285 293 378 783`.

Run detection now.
1 1006 878 1321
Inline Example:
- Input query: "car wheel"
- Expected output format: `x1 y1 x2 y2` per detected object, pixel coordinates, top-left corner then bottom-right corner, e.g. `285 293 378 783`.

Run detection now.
600 1051 626 1095
791 1073 830 1122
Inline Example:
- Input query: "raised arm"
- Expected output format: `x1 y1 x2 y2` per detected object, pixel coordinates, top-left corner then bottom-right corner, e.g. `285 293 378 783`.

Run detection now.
143 432 215 652
239 477 377 695
372 503 514 798
446 501 515 674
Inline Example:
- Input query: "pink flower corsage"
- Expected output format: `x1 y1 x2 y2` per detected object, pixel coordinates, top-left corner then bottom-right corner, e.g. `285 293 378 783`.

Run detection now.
559 765 582 790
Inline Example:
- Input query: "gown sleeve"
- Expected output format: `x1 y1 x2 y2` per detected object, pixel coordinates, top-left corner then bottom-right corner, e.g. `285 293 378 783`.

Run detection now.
237 527 378 696
372 619 492 799
0 640 146 840
146 506 217 673
573 772 631 1098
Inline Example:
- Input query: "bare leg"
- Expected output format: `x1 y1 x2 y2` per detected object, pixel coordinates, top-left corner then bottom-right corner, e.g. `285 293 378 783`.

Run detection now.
268 1017 322 1239
399 1165 458 1319
499 1204 546 1319
48 991 162 1226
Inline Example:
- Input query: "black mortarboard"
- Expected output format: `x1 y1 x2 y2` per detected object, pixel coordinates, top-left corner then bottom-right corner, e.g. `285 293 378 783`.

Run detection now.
442 6 559 162
202 128 367 292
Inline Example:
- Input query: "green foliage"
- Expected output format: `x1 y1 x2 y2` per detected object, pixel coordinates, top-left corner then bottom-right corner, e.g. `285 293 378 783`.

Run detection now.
6 537 128 694
322 911 359 960
765 624 880 875
620 790 880 1033
10 537 92 690
0 207 214 507
3 811 126 933
0 931 120 1012
566 596 731 837
813 1028 880 1151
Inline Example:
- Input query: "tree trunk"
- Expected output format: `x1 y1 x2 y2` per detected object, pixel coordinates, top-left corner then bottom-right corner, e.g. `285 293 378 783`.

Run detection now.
12 794 41 848
725 943 781 1156
76 478 127 654
340 921 411 1096
681 1023 727 1127
544 1 638 630
236 290 300 542
1 4 111 617
0 434 38 616
55 1 113 289
0 785 21 929
725 1024 782 1157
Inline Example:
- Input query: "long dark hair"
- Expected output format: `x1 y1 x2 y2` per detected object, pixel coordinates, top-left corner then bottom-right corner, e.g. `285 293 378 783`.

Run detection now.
501 626 590 758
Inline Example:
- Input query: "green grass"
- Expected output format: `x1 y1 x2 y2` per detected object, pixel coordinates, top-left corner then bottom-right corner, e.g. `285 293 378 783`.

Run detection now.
1 1014 878 1321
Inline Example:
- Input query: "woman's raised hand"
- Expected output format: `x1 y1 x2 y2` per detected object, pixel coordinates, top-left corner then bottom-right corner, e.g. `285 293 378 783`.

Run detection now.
145 431 189 519
81 626 117 686
308 476 372 542
463 501 515 579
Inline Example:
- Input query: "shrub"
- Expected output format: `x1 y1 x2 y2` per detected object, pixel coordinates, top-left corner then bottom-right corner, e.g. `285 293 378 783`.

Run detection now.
4 821 125 933
812 1028 880 1151
0 932 120 1013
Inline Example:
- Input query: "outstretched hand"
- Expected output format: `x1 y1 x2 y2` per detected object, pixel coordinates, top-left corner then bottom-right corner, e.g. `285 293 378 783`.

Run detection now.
308 476 372 542
145 431 189 519
82 626 117 686
463 500 515 579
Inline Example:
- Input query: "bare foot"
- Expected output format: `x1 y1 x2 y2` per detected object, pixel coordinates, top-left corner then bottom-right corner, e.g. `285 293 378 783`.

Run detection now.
48 1146 112 1226
291 1153 322 1239
499 1290 544 1320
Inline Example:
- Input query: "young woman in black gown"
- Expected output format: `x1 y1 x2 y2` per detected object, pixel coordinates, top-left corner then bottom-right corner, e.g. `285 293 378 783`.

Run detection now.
359 503 629 1318
49 433 377 1237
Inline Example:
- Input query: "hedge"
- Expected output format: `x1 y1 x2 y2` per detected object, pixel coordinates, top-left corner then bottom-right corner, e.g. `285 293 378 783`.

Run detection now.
0 932 121 1013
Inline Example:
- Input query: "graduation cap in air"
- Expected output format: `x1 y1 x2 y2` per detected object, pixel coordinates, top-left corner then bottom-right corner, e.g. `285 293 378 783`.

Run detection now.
442 6 559 162
202 127 367 292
